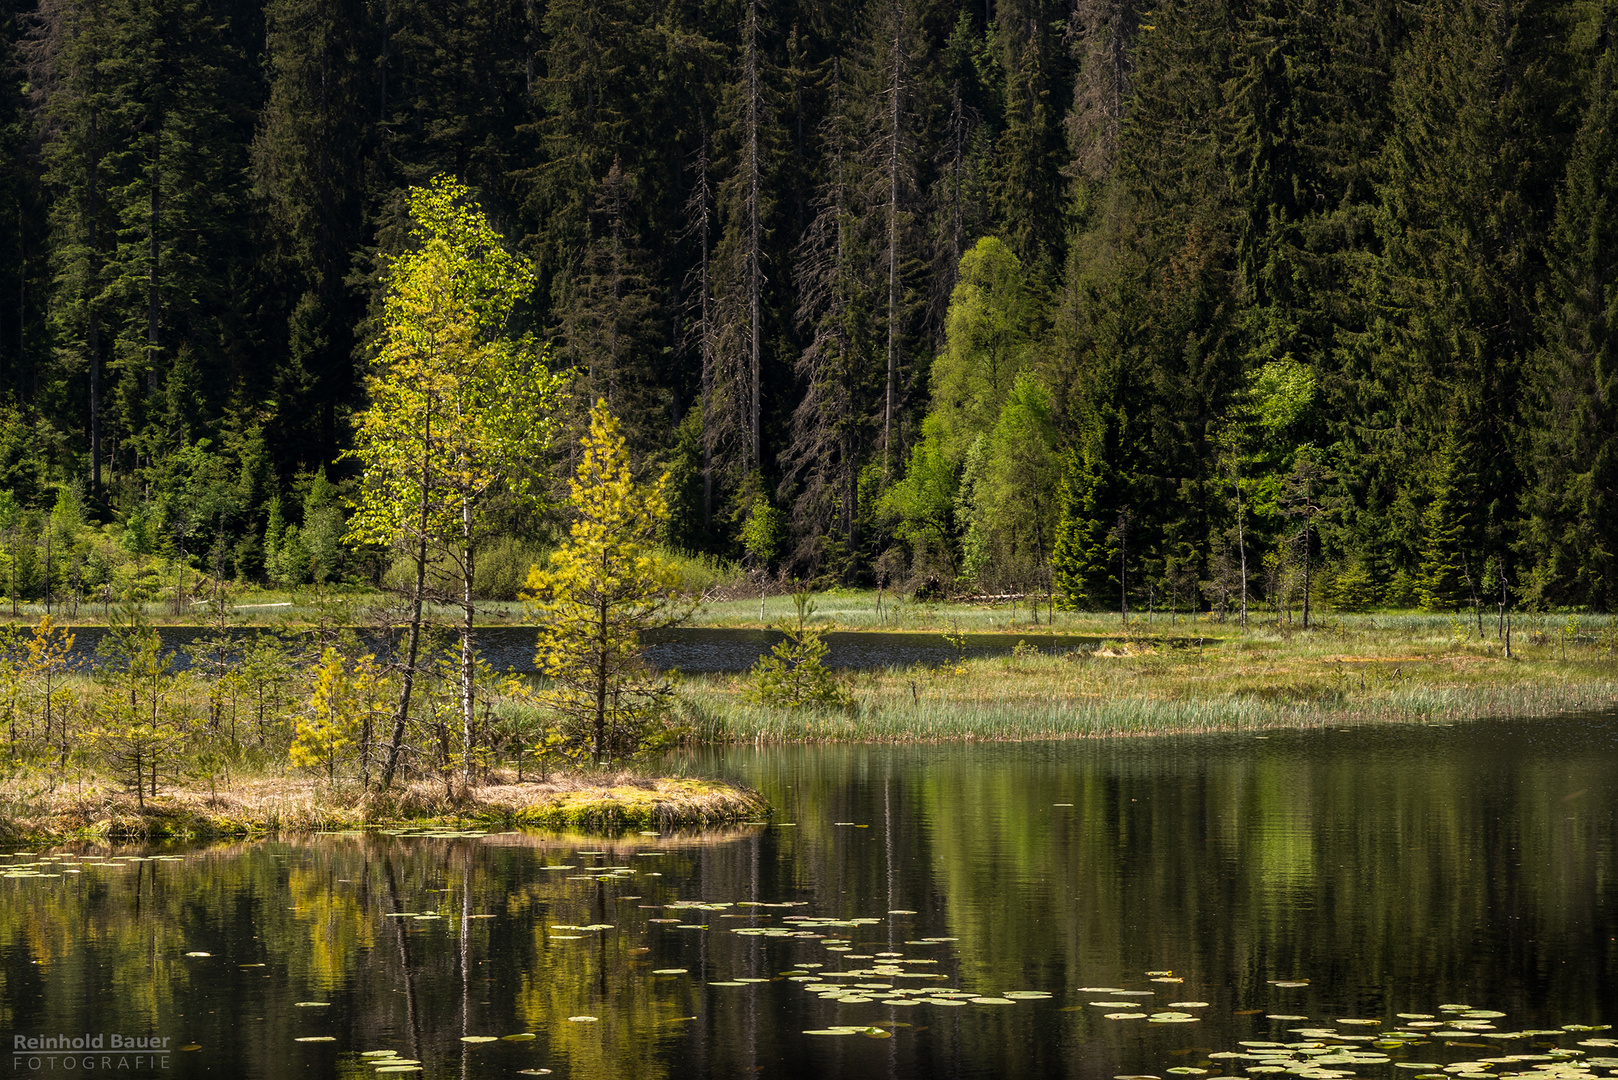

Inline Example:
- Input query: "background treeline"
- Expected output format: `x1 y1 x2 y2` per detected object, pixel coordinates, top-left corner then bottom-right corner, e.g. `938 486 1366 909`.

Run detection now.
1 0 1615 614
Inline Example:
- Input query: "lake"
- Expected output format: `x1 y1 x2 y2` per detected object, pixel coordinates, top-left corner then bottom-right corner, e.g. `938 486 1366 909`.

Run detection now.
57 625 1113 674
3 716 1616 1079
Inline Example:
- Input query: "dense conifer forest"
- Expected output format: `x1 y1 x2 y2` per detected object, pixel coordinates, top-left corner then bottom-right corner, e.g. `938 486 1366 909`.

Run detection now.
0 0 1614 614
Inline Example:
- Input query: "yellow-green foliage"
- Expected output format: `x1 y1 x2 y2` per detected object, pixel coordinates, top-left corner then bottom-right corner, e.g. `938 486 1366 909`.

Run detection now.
527 400 688 764
344 176 565 792
345 176 564 557
85 622 187 807
290 648 389 783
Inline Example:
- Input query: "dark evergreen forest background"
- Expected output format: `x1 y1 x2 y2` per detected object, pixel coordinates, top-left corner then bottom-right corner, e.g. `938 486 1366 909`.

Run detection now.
0 0 1614 614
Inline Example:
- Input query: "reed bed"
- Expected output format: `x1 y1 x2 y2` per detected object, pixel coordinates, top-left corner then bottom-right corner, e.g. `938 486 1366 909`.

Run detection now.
678 635 1618 743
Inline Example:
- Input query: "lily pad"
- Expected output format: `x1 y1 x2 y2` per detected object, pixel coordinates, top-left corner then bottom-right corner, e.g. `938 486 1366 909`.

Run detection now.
566 1016 598 1022
460 1036 497 1043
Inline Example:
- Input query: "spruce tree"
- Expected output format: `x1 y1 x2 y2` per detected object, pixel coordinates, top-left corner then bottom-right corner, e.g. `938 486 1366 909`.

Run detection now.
252 0 376 467
1417 427 1473 612
1527 38 1618 607
781 62 879 574
1370 0 1580 574
557 157 667 451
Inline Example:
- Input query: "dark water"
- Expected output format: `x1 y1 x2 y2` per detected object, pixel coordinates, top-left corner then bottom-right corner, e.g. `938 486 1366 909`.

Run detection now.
59 625 1104 674
4 716 1618 1080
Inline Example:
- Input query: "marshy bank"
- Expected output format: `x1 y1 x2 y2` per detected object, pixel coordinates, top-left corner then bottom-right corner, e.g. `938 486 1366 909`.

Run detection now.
0 773 768 844
676 622 1618 742
3 597 1615 839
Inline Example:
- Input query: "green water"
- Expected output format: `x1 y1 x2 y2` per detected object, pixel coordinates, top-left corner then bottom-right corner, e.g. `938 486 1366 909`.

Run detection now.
3 717 1617 1079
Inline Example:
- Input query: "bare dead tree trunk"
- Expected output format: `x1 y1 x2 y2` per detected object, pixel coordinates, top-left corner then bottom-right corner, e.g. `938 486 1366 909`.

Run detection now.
88 102 102 495
147 111 161 396
745 0 762 470
594 596 609 763
1234 476 1249 630
1119 515 1129 627
883 0 905 475
684 126 715 528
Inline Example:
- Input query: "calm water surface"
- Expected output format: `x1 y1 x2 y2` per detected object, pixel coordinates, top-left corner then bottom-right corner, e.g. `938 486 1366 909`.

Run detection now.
3 717 1617 1079
58 625 1105 674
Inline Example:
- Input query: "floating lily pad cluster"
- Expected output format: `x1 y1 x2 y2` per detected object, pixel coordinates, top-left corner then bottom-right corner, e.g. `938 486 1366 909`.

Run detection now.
0 851 186 879
358 1049 424 1073
1118 996 1613 1080
629 899 1056 1027
1081 982 1206 1023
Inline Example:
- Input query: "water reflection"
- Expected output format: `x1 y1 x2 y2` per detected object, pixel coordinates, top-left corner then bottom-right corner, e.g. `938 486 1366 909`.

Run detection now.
2 718 1617 1079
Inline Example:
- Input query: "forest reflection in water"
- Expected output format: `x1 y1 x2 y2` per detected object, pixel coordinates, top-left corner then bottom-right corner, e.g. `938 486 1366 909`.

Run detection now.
3 716 1618 1080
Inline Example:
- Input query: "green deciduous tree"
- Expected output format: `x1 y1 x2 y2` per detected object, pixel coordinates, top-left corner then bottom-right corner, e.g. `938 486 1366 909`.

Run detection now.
928 237 1038 466
346 176 565 791
971 371 1060 612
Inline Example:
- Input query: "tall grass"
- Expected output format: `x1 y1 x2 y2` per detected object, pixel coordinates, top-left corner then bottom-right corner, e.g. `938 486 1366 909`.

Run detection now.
678 635 1618 744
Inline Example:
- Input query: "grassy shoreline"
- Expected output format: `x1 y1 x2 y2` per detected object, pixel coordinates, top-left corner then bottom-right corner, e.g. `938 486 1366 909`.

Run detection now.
4 594 1615 845
22 585 1618 632
0 773 770 845
678 623 1618 742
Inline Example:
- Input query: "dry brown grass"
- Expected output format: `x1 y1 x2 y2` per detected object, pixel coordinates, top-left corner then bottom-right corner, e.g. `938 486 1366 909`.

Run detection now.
0 770 767 844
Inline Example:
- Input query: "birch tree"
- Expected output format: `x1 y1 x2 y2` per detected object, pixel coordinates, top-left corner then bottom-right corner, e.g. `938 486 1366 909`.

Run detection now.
346 176 564 791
